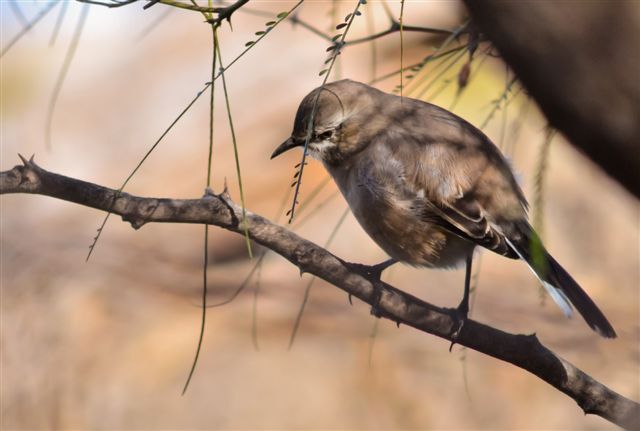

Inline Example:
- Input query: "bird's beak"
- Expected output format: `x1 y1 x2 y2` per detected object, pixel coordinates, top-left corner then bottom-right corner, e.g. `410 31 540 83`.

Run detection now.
271 137 300 159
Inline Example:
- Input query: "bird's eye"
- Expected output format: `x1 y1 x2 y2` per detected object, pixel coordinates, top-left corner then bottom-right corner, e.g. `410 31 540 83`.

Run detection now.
317 130 333 140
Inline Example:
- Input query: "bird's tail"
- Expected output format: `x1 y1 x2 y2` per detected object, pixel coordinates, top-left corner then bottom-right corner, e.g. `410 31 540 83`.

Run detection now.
505 229 616 338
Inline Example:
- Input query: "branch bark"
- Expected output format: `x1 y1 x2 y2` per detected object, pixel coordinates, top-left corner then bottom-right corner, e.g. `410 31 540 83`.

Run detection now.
2 157 639 429
463 1 640 199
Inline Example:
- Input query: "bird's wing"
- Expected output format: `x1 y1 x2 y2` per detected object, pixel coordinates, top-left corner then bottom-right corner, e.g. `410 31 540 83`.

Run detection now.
382 99 527 257
423 195 517 258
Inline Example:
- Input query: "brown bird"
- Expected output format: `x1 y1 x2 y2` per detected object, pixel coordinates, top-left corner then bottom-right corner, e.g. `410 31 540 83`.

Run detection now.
271 79 616 338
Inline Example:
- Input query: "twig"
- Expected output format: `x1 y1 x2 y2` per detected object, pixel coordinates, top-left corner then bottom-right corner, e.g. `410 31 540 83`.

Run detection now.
76 0 138 8
1 0 59 58
346 21 453 46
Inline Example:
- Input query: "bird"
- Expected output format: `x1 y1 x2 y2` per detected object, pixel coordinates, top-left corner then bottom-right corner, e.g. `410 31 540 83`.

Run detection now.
271 79 616 338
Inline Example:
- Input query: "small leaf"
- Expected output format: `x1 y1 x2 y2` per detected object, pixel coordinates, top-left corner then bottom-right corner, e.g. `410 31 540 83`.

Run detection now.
319 69 328 76
276 11 288 19
291 181 298 187
286 209 292 216
355 10 362 16
324 57 333 64
245 41 255 47
265 20 276 26
255 31 265 36
326 45 336 52
458 61 471 88
359 0 367 4
345 13 352 21
405 75 413 79
331 34 342 41
336 22 347 30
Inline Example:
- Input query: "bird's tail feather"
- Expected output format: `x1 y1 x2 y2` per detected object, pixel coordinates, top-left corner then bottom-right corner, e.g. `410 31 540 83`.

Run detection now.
505 231 616 339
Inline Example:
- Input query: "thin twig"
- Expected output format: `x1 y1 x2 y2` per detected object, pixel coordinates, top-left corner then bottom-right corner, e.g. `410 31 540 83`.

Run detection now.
215 33 253 258
9 0 29 28
346 22 453 46
288 0 364 223
1 0 59 58
288 207 350 349
45 2 90 150
49 0 69 46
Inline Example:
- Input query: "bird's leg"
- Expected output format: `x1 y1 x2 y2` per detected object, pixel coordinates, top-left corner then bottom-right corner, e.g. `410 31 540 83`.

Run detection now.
347 259 398 316
450 253 473 350
369 259 398 316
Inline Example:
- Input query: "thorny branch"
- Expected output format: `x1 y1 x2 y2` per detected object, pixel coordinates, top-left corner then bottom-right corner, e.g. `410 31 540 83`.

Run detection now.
77 0 249 24
75 0 458 44
1 157 638 430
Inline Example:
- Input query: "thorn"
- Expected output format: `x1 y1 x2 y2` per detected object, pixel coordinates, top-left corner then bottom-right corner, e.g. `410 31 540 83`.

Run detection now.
203 186 216 198
18 153 28 165
348 294 353 305
396 321 400 328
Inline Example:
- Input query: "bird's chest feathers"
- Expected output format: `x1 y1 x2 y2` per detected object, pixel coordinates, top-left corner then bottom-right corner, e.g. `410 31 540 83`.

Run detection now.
328 150 472 267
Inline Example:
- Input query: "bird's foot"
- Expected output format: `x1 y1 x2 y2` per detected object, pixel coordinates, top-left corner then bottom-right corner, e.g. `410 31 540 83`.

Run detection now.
448 300 469 352
346 261 391 317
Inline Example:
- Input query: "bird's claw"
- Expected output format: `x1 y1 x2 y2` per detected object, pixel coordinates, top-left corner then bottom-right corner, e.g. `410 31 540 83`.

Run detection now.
346 260 396 316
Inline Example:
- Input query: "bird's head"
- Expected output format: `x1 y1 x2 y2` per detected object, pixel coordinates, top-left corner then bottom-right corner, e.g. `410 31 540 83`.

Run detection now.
271 79 382 166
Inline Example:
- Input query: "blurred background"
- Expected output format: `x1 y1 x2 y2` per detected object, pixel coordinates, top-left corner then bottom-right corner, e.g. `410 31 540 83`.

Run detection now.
1 1 638 429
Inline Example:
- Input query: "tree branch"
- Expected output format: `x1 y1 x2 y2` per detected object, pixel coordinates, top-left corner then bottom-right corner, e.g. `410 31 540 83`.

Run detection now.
77 0 249 20
2 156 638 429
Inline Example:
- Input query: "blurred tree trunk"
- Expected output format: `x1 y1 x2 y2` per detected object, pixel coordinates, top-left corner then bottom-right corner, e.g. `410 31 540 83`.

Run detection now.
463 1 640 198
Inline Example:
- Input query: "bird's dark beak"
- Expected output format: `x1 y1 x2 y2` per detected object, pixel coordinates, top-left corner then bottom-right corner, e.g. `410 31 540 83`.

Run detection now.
271 137 300 159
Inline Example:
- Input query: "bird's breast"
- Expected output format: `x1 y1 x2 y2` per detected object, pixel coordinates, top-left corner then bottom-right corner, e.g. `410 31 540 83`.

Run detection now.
328 162 473 269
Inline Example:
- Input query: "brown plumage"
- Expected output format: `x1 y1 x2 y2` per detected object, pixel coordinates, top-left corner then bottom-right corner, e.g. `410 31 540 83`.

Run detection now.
272 79 616 338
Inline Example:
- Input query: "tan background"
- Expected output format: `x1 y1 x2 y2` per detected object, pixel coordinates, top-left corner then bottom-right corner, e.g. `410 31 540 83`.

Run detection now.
1 1 638 429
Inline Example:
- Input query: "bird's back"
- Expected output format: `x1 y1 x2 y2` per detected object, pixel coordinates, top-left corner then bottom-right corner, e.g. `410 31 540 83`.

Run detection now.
327 93 528 265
